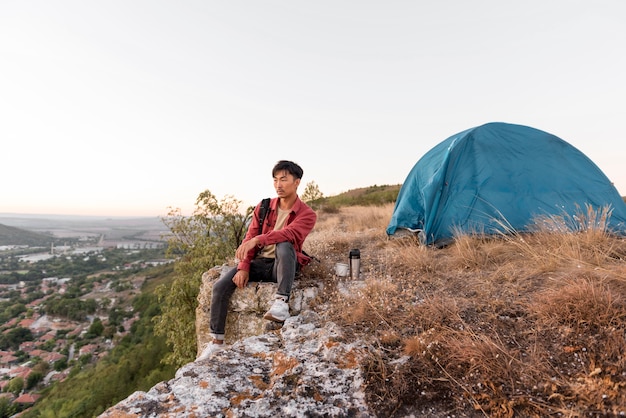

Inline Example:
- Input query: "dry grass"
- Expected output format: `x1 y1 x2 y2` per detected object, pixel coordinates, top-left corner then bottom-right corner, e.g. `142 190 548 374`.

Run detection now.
302 204 626 417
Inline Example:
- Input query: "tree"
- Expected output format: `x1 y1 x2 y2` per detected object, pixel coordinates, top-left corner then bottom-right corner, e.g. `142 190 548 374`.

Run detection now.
0 327 33 350
54 358 68 371
154 190 252 367
26 371 44 390
301 181 324 203
87 317 104 338
0 396 17 418
6 377 24 396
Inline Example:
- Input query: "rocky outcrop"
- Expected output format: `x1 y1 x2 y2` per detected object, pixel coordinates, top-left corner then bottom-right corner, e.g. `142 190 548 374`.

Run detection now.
99 265 374 417
195 264 323 349
98 311 372 417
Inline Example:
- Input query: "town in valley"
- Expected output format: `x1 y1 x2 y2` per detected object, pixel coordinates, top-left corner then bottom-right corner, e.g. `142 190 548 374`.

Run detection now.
0 214 171 409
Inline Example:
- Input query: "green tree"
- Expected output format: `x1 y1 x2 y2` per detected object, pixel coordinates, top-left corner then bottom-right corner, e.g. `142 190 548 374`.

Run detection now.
0 396 17 418
87 317 104 338
154 191 252 367
6 377 24 396
42 296 98 321
54 357 68 371
0 327 33 350
26 371 43 389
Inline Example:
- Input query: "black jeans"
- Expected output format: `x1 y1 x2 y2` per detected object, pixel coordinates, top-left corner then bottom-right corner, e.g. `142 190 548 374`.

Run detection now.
209 242 297 338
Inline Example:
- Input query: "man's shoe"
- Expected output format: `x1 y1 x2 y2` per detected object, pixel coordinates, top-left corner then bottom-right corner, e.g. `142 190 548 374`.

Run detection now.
196 340 224 361
263 299 290 323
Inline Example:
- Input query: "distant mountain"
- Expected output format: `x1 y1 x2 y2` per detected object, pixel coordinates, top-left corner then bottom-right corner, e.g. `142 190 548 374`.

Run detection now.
0 223 57 246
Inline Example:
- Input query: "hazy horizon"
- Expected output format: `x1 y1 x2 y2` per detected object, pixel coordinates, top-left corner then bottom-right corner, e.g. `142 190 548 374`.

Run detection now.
0 212 165 219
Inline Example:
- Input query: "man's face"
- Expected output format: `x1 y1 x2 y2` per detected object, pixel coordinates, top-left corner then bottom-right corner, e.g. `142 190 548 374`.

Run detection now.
273 170 300 199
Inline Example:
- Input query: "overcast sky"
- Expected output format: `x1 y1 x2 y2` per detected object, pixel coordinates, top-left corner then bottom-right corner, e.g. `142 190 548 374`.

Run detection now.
2 1 625 217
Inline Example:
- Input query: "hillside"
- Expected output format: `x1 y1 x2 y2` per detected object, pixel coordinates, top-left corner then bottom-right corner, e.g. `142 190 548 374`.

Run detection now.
12 186 626 417
12 263 177 418
99 201 626 417
0 223 56 246
308 205 626 416
311 184 401 210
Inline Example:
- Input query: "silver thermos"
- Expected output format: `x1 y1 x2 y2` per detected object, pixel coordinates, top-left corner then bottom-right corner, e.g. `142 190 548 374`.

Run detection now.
349 249 360 279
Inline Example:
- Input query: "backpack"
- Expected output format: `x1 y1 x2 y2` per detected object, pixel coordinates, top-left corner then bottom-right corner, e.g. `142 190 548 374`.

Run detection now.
257 198 271 236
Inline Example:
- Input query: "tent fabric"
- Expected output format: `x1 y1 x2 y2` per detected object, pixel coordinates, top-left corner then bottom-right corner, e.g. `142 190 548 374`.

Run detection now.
386 122 626 245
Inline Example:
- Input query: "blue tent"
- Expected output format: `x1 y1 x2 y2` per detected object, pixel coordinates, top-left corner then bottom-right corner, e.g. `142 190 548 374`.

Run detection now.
386 122 626 245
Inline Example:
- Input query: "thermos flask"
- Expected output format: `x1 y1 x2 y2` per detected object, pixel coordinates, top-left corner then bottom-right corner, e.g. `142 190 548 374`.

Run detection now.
349 249 360 279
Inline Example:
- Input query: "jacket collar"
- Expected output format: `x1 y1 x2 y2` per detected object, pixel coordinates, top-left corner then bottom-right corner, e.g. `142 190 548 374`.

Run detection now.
270 195 303 214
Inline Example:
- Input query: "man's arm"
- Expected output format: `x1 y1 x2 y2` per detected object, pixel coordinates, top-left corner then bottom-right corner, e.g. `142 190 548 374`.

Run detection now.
236 201 266 272
235 237 260 261
232 269 249 289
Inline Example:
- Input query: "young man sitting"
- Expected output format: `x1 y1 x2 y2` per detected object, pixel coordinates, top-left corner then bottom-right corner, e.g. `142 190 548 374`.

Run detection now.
197 160 317 361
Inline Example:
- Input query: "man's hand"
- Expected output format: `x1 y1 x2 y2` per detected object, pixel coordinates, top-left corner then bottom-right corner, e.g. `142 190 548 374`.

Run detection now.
232 270 250 289
235 237 259 261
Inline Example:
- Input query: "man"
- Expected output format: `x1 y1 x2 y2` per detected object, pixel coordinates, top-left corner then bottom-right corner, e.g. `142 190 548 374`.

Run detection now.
197 160 317 361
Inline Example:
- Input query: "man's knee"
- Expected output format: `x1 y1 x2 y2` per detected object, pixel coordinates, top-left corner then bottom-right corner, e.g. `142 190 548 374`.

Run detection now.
213 268 237 294
275 242 296 259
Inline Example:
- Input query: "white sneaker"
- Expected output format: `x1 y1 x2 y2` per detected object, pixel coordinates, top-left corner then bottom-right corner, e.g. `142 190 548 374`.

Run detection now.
196 341 225 361
263 298 290 323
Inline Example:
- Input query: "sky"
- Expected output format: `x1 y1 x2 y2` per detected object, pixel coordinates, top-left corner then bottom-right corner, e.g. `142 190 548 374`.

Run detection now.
1 1 625 217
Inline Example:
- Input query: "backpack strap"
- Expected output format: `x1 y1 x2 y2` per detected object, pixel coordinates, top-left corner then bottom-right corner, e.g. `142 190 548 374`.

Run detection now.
257 198 271 236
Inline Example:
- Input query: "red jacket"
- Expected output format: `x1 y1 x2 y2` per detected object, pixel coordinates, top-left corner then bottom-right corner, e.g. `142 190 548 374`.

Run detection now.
237 196 317 272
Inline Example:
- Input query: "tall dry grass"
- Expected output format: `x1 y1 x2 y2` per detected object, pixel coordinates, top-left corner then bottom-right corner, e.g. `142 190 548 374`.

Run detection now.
304 204 626 417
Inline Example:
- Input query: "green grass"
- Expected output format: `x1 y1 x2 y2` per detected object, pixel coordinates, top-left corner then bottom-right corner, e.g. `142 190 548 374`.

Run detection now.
310 184 401 211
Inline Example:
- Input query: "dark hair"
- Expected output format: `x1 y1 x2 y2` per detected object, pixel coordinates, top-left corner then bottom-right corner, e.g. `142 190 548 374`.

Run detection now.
272 160 304 179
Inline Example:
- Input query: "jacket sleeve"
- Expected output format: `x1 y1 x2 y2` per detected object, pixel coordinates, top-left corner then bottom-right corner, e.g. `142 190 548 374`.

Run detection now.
236 201 264 272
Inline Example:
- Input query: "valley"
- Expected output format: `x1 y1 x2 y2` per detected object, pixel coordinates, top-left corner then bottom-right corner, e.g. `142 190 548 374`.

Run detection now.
0 214 172 415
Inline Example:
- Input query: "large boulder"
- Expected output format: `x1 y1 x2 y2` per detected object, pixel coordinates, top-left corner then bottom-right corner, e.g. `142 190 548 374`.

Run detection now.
98 311 372 417
195 264 322 354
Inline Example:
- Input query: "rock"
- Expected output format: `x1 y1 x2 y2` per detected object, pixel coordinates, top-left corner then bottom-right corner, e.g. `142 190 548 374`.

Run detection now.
98 311 373 418
195 264 322 353
98 265 373 417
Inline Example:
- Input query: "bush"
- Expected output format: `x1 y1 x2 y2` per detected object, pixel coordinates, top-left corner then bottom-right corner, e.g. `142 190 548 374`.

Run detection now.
154 191 252 367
